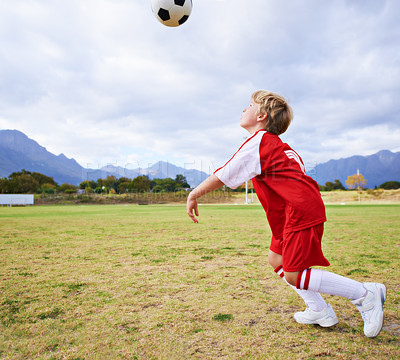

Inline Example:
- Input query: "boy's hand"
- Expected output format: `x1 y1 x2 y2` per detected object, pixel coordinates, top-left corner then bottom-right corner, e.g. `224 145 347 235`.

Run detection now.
187 195 199 223
185 175 224 223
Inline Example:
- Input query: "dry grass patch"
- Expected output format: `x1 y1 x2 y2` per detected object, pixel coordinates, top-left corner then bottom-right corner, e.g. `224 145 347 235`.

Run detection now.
0 204 399 359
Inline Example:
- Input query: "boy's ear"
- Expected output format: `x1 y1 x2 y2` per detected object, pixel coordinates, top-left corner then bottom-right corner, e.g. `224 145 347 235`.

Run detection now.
257 113 268 122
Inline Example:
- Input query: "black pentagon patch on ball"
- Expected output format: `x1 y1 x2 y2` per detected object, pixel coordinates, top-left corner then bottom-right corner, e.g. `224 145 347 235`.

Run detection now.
158 8 170 21
175 0 185 6
178 15 189 25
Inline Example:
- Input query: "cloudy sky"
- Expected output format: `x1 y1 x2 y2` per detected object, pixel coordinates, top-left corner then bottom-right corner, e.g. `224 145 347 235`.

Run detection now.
0 0 399 175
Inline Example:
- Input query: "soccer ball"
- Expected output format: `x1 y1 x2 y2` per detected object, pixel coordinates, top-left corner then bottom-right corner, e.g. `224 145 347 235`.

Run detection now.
151 0 193 27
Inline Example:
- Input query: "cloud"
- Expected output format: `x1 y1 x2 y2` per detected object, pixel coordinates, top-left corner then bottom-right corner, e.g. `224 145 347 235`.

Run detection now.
0 0 399 174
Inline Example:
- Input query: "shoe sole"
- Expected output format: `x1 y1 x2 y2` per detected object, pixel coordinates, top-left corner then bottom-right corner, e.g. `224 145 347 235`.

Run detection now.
318 318 339 327
294 317 339 327
293 314 339 327
380 284 387 304
366 283 386 338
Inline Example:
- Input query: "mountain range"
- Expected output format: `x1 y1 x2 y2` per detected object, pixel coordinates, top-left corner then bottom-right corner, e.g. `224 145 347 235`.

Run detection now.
0 130 208 187
0 129 399 188
312 150 400 188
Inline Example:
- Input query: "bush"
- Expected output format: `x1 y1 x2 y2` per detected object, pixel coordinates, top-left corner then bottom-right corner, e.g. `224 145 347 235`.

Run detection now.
59 183 78 193
320 179 346 191
64 189 77 194
379 181 400 190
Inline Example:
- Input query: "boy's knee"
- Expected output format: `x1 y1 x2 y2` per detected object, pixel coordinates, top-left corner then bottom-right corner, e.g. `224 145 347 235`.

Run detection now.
283 272 299 287
268 250 282 269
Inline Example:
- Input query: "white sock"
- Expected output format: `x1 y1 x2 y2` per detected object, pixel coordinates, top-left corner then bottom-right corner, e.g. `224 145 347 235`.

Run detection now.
298 268 367 300
275 265 328 312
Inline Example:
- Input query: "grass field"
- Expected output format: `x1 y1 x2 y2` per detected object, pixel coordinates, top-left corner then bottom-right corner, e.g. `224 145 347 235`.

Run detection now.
0 204 399 359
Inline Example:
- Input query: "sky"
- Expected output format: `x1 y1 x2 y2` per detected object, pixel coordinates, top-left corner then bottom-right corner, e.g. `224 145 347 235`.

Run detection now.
0 0 399 175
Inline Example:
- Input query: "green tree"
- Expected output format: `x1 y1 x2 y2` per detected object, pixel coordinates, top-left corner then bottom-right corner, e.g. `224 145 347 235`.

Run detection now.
84 186 94 194
0 177 10 193
4 170 58 193
151 178 177 192
31 172 57 187
118 181 131 194
379 181 400 190
118 177 130 184
8 174 39 193
151 184 164 193
58 183 78 193
79 180 98 190
129 176 151 193
174 174 190 189
324 179 346 191
104 176 118 193
116 177 131 194
97 178 105 188
39 183 56 194
8 169 32 178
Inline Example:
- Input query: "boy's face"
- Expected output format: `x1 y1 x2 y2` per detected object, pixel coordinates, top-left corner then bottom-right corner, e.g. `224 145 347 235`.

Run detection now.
240 99 266 133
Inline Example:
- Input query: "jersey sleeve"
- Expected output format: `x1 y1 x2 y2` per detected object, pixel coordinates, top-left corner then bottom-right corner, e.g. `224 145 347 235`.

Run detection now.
214 131 264 189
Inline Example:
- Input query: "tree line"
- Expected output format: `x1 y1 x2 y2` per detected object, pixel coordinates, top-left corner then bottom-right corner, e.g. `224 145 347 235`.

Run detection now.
0 170 191 194
319 173 400 191
0 169 399 194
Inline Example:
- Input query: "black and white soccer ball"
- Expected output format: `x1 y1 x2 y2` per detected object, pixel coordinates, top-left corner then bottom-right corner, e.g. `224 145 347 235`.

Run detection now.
151 0 193 27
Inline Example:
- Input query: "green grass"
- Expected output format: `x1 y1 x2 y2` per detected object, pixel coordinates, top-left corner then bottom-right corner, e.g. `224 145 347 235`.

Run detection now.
0 204 399 359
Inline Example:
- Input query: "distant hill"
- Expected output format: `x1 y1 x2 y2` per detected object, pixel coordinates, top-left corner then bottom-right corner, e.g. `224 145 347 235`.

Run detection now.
99 162 208 188
0 130 208 186
1 129 398 188
0 129 84 184
312 150 400 188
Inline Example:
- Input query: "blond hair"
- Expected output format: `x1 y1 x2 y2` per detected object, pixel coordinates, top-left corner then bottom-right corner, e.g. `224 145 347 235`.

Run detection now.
251 90 293 135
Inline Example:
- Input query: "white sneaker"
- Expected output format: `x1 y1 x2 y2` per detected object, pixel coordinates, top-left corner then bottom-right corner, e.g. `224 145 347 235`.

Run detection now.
351 282 386 338
294 304 338 327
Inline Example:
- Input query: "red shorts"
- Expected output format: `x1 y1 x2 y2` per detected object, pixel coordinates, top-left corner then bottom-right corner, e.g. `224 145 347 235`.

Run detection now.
269 223 330 272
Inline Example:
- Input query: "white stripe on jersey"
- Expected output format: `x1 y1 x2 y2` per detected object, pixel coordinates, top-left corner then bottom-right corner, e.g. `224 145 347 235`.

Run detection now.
284 150 305 174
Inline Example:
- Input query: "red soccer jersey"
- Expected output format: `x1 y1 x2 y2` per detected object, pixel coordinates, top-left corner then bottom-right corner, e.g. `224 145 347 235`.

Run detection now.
214 130 326 238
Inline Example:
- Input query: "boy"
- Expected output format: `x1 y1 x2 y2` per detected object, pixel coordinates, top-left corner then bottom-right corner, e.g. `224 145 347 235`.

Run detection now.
186 90 386 338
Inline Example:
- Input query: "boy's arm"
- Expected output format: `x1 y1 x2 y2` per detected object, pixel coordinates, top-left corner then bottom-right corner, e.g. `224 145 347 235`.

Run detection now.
186 174 224 223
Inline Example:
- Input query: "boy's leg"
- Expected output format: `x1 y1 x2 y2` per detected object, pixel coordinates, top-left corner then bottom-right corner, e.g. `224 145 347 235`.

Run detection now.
290 269 386 338
269 250 337 327
274 265 338 327
282 224 386 338
274 265 326 311
269 250 328 311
